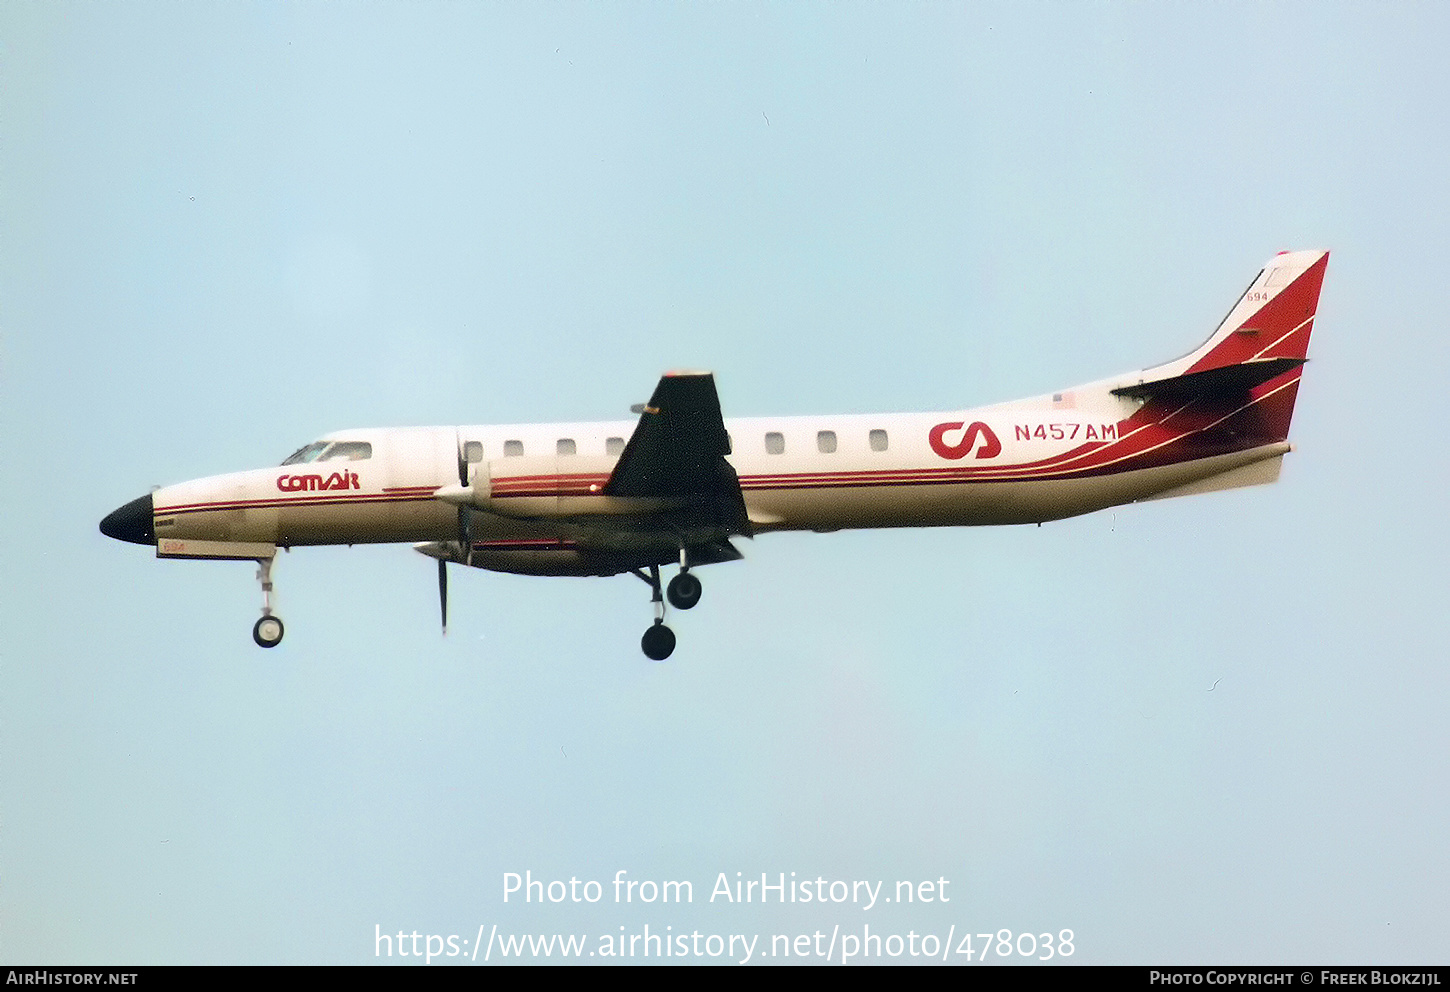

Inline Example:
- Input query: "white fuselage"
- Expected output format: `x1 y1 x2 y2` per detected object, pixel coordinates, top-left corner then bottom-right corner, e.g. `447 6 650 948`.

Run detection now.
149 386 1285 559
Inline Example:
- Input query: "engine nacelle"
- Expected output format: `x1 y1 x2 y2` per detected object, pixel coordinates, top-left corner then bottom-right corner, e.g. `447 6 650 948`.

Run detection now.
433 455 675 520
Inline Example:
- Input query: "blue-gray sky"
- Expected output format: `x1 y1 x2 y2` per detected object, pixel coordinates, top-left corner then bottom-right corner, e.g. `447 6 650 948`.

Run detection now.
4 2 1448 965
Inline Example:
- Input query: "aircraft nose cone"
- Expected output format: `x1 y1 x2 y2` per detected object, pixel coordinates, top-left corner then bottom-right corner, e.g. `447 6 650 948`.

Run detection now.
100 493 155 546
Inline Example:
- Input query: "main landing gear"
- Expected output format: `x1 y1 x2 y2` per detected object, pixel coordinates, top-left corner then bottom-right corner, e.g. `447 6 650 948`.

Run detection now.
632 561 704 661
667 571 702 610
251 556 284 648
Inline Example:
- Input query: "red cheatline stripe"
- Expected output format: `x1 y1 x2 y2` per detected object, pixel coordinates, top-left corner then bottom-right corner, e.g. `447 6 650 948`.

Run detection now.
490 475 609 487
161 380 1302 513
739 381 1298 490
490 480 605 489
158 491 440 514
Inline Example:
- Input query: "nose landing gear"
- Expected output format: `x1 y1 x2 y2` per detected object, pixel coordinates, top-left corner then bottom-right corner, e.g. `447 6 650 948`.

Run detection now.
251 556 283 648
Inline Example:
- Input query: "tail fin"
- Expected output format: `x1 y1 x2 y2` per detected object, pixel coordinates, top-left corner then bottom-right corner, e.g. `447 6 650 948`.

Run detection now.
1169 249 1329 377
1114 250 1329 445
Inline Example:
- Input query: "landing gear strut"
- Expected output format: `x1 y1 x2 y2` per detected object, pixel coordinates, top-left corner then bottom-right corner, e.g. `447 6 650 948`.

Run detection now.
252 556 283 648
632 564 674 661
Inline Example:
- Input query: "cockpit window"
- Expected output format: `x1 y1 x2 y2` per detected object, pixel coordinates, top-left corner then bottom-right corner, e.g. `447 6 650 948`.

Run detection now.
318 441 372 461
281 441 329 465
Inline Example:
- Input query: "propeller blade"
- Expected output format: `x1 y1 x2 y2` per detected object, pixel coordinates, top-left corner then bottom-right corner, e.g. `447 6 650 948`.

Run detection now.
438 558 448 634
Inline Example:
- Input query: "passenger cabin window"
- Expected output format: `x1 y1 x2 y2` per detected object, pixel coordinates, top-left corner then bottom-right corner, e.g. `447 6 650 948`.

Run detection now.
463 441 483 463
817 430 837 454
557 438 576 456
606 436 625 456
504 440 524 456
869 429 889 452
318 441 372 461
765 432 785 455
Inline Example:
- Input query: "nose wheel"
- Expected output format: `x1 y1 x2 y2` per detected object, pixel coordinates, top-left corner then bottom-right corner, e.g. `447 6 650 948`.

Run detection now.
252 556 284 648
253 615 284 648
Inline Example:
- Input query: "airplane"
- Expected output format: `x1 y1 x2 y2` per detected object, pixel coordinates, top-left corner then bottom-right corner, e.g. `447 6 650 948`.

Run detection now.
101 249 1328 660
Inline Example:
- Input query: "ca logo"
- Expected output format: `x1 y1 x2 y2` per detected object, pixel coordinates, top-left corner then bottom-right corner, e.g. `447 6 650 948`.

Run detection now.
929 421 1001 460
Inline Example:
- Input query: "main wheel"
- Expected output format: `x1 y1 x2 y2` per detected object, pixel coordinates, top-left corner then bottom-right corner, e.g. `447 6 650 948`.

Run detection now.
252 615 284 648
641 623 676 661
667 572 702 610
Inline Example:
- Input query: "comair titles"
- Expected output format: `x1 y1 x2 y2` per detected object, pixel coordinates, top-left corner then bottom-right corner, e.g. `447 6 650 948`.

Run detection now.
276 471 361 492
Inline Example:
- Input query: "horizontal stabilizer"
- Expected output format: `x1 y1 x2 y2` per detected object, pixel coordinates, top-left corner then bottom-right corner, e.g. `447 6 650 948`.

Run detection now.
1110 357 1306 402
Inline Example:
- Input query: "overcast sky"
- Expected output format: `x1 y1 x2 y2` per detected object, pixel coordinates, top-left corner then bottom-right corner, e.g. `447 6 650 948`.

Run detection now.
4 1 1448 965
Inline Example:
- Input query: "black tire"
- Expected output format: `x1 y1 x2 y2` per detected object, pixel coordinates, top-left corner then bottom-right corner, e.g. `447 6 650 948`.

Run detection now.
666 572 702 610
641 623 676 661
253 615 284 648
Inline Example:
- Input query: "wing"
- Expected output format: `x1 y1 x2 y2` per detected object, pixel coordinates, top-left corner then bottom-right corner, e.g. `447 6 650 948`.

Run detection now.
603 371 752 538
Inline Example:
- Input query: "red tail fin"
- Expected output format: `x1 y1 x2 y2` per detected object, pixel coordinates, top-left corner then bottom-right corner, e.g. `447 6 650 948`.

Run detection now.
1119 251 1329 448
1183 250 1329 374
